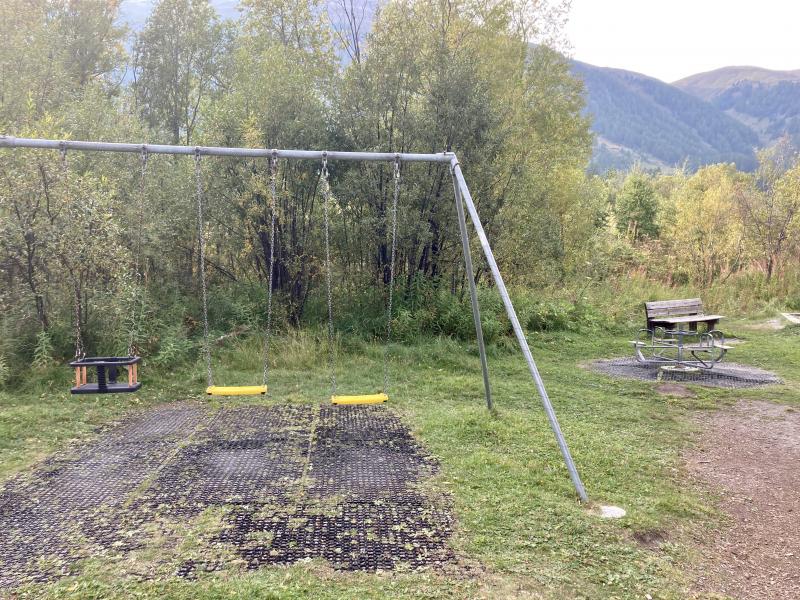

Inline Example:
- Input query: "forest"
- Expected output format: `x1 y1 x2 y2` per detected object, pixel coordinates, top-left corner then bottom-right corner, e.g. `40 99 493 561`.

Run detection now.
1 0 799 388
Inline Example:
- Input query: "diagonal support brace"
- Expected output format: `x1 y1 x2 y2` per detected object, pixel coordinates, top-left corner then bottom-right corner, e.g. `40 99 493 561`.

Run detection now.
450 157 589 503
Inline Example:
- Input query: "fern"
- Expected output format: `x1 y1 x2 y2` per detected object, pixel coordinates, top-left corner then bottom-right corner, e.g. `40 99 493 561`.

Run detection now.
32 331 54 370
0 354 9 388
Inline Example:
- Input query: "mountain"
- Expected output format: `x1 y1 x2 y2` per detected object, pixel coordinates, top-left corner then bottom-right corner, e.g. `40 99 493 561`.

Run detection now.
673 66 800 148
673 66 800 100
571 61 761 172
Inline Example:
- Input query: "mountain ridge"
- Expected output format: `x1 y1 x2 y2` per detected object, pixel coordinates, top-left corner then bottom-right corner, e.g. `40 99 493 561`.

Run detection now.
572 62 800 172
673 66 800 100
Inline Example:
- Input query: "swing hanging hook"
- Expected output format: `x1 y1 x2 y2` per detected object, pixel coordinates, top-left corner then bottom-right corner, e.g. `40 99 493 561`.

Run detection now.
321 150 328 177
59 140 67 165
394 153 400 179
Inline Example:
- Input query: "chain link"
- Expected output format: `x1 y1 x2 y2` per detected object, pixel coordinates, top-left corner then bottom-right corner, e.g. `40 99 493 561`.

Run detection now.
321 154 337 396
127 148 148 356
60 144 85 359
59 142 67 171
383 157 400 393
73 284 84 360
262 152 278 386
195 150 213 387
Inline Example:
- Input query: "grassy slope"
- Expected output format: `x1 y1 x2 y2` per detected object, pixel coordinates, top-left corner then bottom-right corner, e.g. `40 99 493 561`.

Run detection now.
1 321 798 599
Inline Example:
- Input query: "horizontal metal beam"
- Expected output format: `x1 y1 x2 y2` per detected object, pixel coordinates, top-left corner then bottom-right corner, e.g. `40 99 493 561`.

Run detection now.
0 136 453 163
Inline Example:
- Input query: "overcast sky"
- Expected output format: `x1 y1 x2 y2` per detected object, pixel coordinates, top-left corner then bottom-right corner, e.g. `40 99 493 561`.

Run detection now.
564 0 799 82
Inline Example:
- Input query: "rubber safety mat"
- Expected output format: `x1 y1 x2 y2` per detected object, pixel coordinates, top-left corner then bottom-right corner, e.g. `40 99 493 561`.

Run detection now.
0 403 453 589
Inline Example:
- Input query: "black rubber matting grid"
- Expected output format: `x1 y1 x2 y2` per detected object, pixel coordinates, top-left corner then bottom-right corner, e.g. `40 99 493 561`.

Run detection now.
209 494 453 573
309 406 438 499
591 357 783 388
0 403 212 588
0 402 453 589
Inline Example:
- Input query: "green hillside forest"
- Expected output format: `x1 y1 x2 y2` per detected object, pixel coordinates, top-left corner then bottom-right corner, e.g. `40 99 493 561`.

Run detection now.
575 63 800 171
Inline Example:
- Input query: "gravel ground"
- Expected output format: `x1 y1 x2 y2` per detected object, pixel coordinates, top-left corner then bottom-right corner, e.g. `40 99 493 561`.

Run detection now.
686 400 800 599
588 357 782 388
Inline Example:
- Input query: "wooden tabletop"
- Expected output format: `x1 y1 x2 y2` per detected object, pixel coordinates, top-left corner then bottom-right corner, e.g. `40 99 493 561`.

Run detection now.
650 314 724 324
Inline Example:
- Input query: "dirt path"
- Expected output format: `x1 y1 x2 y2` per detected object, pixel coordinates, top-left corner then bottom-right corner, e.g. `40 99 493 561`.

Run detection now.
686 400 800 599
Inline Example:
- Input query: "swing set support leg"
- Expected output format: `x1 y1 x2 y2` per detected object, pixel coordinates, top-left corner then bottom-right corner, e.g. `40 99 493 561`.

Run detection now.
452 169 492 411
451 158 589 504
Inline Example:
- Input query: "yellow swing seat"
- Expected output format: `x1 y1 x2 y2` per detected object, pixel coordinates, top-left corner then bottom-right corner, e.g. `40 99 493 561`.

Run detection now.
331 393 388 405
206 385 268 396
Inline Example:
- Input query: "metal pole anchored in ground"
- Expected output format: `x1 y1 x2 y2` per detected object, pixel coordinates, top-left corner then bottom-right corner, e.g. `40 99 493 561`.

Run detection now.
451 157 589 503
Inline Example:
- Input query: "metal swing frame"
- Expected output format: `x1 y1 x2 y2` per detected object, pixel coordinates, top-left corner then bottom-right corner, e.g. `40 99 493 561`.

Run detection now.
0 135 589 503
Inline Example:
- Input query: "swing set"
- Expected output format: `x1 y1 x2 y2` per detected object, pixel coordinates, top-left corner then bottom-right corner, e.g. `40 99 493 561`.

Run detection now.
0 135 590 503
193 150 399 403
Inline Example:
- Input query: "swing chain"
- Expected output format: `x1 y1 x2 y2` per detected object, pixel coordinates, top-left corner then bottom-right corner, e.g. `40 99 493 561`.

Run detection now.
321 153 337 395
59 141 68 170
127 148 148 356
195 149 213 387
60 144 84 360
383 156 400 393
73 283 84 360
262 151 278 387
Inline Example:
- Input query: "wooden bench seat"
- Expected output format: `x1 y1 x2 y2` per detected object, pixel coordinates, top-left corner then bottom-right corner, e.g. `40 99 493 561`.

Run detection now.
645 298 724 331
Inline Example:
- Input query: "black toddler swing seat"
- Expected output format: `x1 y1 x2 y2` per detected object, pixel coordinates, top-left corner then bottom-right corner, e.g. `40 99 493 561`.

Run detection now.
70 356 142 394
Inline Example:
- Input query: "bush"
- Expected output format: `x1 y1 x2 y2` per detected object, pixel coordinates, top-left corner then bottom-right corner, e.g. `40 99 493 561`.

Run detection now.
152 325 195 368
389 281 596 343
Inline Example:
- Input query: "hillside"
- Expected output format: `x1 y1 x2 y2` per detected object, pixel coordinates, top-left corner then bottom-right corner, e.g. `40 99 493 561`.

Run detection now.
674 66 800 148
571 61 760 172
674 66 800 100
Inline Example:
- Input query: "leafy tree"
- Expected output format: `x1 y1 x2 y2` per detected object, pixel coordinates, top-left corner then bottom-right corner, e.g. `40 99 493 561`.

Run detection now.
134 0 231 144
334 1 591 293
0 0 125 125
614 170 660 241
667 164 748 286
736 139 800 281
53 0 127 87
205 0 336 324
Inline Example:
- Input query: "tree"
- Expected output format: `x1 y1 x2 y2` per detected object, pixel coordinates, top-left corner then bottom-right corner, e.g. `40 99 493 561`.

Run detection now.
204 0 337 325
614 170 660 241
53 0 127 87
334 0 591 292
0 0 125 125
667 164 748 286
133 0 231 144
735 140 800 281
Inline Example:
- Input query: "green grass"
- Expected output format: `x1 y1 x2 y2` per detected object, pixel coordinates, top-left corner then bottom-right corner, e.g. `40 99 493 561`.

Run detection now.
2 320 799 599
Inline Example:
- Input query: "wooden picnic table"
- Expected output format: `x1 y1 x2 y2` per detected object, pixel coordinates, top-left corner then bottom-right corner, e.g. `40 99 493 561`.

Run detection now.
645 298 724 332
648 314 724 331
633 298 730 368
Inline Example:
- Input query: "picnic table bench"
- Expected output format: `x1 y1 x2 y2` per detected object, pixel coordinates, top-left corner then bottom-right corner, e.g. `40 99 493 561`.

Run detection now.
631 298 730 369
645 298 724 331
